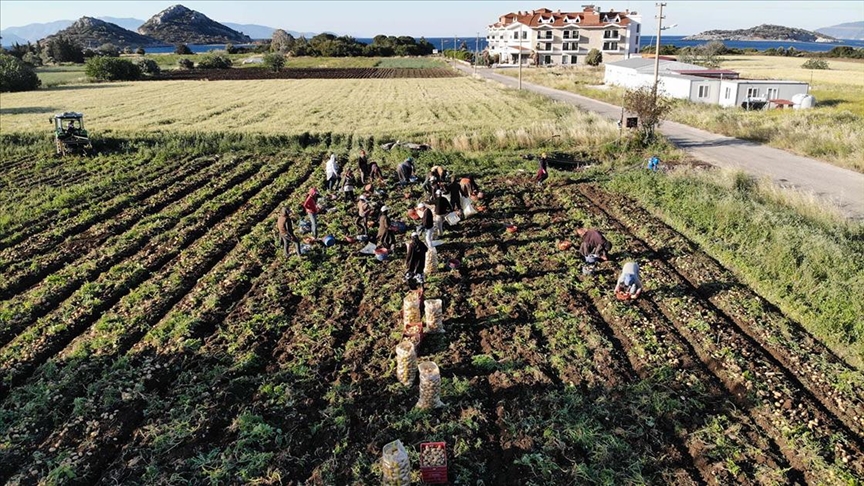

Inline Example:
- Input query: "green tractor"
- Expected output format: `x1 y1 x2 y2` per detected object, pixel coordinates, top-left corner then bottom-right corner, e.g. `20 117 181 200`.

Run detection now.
51 112 92 156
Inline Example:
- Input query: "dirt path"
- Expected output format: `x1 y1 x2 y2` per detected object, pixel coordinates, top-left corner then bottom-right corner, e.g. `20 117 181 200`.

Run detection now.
450 63 864 221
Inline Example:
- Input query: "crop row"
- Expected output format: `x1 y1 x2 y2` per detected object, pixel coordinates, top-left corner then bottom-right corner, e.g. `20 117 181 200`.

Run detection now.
0 156 264 350
579 184 864 438
0 153 193 248
0 155 245 301
151 67 461 82
0 157 293 394
555 181 863 483
3 158 319 483
0 155 317 480
0 155 204 265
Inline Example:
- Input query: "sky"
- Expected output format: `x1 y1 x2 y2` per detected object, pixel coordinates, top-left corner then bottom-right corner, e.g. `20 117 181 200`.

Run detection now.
1 1 863 36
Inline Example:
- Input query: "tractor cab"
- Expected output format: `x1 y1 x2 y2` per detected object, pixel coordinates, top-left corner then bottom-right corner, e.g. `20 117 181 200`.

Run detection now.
50 112 92 155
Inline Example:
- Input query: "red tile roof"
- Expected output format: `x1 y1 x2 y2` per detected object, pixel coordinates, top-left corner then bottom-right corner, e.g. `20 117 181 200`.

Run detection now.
490 6 634 29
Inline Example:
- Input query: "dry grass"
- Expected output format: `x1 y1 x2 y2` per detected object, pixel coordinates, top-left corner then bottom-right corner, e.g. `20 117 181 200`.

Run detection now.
0 77 617 151
496 56 864 172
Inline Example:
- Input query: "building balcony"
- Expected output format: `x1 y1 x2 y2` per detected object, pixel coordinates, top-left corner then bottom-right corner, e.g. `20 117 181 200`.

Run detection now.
535 43 555 52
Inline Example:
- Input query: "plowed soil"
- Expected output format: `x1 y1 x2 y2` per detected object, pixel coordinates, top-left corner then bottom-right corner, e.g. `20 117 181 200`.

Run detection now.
149 67 460 81
0 153 861 485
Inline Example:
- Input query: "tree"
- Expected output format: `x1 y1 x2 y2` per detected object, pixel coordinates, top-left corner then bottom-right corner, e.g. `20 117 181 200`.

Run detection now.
97 43 120 57
262 52 285 72
801 58 829 70
84 56 141 81
175 44 192 55
135 47 146 55
585 48 602 66
224 43 237 54
136 58 161 75
42 36 84 63
0 53 42 92
623 85 673 143
177 58 194 69
197 54 233 69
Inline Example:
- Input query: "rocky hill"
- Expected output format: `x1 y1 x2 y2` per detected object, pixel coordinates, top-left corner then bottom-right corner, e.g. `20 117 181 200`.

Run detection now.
684 24 838 43
138 5 252 45
42 17 165 48
816 21 864 41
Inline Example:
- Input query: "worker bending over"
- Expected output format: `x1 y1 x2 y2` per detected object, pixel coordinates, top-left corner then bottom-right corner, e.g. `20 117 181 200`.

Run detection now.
615 261 643 299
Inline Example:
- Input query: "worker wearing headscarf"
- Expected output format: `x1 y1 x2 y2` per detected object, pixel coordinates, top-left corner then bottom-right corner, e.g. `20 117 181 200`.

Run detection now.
615 261 643 299
404 231 428 288
396 157 415 185
325 153 340 191
356 195 373 235
535 152 549 185
377 205 395 252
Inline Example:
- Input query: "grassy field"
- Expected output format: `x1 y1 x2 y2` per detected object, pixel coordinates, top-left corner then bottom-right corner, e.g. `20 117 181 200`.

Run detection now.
496 56 864 172
0 77 616 151
34 65 87 87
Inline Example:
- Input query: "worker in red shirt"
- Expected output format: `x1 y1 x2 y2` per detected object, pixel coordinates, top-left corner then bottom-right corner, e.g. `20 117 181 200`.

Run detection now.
303 187 322 239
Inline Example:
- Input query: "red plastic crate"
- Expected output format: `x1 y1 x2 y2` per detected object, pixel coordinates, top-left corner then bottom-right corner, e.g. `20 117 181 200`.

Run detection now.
419 442 448 484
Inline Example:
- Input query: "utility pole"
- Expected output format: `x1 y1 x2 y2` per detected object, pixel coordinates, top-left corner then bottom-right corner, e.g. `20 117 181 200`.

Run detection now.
475 31 479 74
652 3 666 97
518 23 523 90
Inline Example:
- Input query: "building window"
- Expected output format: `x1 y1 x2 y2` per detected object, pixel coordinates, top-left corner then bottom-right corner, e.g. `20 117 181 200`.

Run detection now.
604 30 619 39
637 24 641 33
571 55 578 64
562 55 568 64
545 42 551 51
725 87 731 99
766 87 779 99
513 32 518 39
747 87 759 98
543 31 552 39
698 86 710 98
603 42 618 51
563 30 569 39
544 55 551 65
522 31 527 39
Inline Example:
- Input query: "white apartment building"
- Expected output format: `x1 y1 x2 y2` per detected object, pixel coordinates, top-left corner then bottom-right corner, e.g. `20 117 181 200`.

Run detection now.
486 6 642 66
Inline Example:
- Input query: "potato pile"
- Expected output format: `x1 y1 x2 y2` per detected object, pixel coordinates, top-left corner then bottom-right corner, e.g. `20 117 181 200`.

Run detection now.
421 443 447 467
382 439 411 485
395 341 417 386
416 361 443 409
403 291 422 326
424 247 438 274
424 299 444 333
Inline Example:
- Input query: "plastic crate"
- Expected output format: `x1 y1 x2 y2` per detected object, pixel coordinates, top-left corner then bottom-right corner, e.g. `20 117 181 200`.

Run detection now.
419 442 447 484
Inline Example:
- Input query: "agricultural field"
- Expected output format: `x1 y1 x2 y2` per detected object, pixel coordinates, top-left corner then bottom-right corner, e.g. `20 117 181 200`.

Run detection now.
1 68 862 484
495 56 864 173
149 67 459 81
0 77 615 151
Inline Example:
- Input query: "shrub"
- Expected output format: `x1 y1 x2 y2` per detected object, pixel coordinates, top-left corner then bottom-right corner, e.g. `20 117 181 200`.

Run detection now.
225 43 238 54
262 52 285 72
97 43 120 57
136 58 161 76
585 48 602 66
84 56 142 81
801 58 829 70
197 54 233 69
178 58 194 70
0 53 42 92
135 47 146 55
175 44 193 55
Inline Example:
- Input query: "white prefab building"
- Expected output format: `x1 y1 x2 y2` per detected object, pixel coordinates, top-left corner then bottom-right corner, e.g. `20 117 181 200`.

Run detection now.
604 58 811 108
487 6 642 66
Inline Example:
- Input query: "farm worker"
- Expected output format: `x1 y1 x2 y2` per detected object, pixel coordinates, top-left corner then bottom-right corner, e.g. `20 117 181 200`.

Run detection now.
422 175 439 202
325 153 341 191
66 120 77 136
647 156 660 171
275 207 301 257
404 232 429 288
396 157 415 186
447 177 462 208
418 202 435 249
303 187 322 239
341 167 356 201
433 189 452 236
377 205 396 252
356 150 370 184
615 261 643 299
460 176 480 198
368 161 384 181
535 152 549 185
356 195 374 235
577 227 612 262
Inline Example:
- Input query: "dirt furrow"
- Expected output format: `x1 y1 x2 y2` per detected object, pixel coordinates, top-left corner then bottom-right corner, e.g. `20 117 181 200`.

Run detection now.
0 158 264 349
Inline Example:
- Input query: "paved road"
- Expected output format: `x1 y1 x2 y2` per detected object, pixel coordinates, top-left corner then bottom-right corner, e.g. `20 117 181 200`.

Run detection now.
452 63 864 221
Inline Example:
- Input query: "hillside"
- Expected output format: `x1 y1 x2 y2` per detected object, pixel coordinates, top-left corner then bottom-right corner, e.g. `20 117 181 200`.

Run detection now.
816 21 864 41
138 4 252 45
42 17 165 48
684 24 838 43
